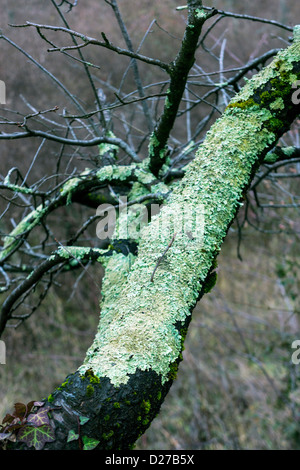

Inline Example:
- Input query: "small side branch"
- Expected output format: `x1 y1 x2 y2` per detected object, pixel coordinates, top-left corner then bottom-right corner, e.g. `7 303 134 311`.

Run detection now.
0 129 141 163
0 246 111 337
199 6 293 32
11 22 171 73
148 2 218 176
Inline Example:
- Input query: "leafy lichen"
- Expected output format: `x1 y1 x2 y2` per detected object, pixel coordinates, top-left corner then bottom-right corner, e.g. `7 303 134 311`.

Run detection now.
76 38 300 387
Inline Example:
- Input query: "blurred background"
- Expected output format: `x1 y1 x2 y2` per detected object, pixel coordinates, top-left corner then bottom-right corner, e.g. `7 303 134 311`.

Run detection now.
0 0 299 450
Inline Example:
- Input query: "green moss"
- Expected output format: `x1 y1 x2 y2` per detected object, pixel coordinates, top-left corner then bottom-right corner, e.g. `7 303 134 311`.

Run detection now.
225 98 257 110
102 430 114 440
274 58 284 69
167 361 179 381
113 402 121 409
165 90 172 109
260 91 271 105
104 414 110 421
86 385 95 397
89 376 100 385
84 367 100 384
55 378 70 392
47 394 54 403
141 399 151 414
265 117 284 133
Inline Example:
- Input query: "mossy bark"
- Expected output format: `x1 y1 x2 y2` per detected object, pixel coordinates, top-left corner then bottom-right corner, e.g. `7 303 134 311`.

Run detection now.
5 36 300 450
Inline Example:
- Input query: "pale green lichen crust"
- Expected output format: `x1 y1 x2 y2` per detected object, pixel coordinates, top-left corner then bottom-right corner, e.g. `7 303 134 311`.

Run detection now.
78 38 300 387
0 164 142 262
0 204 49 261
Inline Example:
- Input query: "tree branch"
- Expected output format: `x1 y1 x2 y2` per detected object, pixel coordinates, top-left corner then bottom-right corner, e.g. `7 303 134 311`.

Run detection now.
147 2 218 176
11 22 171 73
4 31 299 450
0 129 141 163
0 246 112 335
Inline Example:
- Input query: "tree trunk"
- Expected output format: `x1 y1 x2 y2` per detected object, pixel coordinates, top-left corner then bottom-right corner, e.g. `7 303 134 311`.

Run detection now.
5 31 300 450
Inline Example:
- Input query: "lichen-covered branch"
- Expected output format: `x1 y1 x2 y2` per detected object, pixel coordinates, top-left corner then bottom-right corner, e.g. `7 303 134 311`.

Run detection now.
3 29 300 450
147 2 218 176
0 163 158 264
0 246 113 336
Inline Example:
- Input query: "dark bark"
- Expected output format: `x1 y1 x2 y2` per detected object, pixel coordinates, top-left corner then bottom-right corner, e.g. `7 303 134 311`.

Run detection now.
148 3 218 176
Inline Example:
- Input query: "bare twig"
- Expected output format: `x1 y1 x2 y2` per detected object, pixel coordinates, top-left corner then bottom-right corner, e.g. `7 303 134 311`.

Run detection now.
148 3 218 176
10 22 171 73
198 6 294 32
108 0 153 132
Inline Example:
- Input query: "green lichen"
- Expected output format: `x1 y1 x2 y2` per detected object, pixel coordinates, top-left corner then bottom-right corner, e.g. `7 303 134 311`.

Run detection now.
225 98 257 110
78 38 300 388
148 134 160 158
140 400 151 414
269 97 285 111
265 117 284 133
195 8 206 19
98 131 119 160
0 204 48 261
0 164 139 262
228 39 300 106
294 25 300 42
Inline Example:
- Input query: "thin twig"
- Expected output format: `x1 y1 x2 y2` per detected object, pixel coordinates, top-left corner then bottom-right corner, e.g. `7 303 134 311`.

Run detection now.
10 22 171 72
0 129 141 163
200 6 293 32
108 0 153 132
